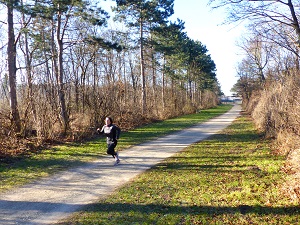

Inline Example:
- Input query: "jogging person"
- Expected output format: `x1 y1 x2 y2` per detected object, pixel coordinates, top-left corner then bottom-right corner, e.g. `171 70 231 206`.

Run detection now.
97 117 121 165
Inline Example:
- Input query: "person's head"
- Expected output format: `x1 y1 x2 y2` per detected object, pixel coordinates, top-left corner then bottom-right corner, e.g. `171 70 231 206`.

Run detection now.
105 117 113 125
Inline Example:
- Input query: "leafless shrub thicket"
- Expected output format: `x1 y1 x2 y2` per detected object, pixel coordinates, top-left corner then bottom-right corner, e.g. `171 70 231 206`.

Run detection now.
240 64 300 202
250 76 300 147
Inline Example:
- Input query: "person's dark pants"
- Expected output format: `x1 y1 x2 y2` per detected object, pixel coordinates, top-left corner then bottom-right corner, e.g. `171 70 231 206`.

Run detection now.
107 140 117 157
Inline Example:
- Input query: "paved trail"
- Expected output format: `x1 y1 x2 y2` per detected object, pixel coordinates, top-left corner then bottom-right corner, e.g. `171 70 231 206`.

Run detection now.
0 104 241 225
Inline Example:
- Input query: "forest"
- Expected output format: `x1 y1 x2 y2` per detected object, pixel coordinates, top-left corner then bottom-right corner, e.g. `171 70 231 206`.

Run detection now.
0 0 221 157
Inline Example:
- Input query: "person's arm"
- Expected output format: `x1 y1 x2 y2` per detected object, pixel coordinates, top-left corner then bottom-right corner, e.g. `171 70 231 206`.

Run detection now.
97 125 105 135
115 126 121 140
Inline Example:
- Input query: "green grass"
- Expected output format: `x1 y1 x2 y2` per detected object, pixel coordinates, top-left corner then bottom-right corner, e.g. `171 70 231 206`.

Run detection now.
0 104 232 192
58 115 300 225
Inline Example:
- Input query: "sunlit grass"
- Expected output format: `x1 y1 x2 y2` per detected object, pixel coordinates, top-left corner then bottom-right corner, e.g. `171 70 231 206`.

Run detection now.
120 105 233 147
0 104 232 192
58 115 300 225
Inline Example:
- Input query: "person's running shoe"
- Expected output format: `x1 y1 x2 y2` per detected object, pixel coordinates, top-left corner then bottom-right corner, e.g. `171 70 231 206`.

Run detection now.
114 159 120 166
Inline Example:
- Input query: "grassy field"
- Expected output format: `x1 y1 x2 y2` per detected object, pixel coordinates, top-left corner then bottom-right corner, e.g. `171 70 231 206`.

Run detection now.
58 114 300 224
0 104 232 192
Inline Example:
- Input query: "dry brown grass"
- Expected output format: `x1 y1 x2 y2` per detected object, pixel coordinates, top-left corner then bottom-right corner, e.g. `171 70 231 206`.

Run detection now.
281 147 300 202
247 75 300 201
0 134 39 161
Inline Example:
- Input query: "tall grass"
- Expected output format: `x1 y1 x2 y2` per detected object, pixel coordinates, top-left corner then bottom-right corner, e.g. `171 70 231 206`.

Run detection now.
58 114 299 225
249 76 300 201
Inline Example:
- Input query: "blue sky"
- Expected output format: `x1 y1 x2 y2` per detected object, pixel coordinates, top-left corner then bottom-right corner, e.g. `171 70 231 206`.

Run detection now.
171 0 244 96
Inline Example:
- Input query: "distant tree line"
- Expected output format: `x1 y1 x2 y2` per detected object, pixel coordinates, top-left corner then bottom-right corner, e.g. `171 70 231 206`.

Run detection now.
0 0 221 141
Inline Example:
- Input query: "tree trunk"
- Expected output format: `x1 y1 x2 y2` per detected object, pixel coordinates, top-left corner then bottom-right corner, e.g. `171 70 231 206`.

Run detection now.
21 9 37 131
56 8 69 133
140 18 146 114
287 0 300 47
151 49 157 115
7 1 21 132
162 57 166 111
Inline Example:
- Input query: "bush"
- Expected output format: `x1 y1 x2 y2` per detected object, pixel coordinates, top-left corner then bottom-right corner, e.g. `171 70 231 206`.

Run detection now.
246 75 300 200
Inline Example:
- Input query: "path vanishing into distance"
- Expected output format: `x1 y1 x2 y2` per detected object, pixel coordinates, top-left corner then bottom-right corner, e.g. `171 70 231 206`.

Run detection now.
0 104 241 225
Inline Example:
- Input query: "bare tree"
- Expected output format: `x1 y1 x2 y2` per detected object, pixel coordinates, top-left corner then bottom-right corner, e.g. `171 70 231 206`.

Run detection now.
237 33 273 84
209 0 300 47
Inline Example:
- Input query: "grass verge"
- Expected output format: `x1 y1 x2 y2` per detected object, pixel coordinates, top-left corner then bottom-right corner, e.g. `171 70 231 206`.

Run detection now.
58 114 300 225
0 104 232 192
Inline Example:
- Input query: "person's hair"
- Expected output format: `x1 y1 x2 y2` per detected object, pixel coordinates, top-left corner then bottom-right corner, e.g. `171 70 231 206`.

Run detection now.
106 117 113 124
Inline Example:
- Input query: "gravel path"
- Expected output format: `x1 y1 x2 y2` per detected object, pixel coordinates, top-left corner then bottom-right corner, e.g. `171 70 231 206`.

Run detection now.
0 104 241 225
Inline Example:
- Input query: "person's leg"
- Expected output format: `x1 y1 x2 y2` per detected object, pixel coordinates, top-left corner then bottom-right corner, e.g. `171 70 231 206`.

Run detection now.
112 141 120 163
107 143 115 157
115 152 120 162
107 142 120 162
